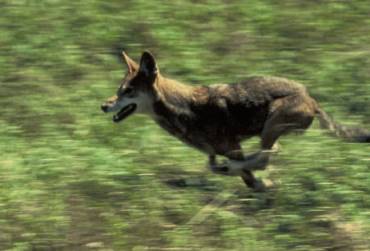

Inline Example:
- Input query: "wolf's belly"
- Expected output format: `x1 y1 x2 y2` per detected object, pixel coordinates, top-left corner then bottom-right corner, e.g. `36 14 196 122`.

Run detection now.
155 116 263 155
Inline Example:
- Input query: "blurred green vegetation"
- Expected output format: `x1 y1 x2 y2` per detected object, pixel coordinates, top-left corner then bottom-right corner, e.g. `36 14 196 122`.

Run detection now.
0 0 370 250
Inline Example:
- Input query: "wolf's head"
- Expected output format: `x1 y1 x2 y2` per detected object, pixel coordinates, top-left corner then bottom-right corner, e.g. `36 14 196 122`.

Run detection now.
101 51 159 123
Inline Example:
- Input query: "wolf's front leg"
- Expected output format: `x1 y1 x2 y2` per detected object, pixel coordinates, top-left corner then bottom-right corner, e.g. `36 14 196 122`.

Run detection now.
208 150 271 175
208 155 232 175
208 154 243 176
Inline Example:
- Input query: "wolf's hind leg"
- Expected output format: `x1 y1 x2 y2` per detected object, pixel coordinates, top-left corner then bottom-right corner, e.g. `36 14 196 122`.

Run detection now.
227 114 287 172
234 96 315 172
228 150 273 172
260 96 315 152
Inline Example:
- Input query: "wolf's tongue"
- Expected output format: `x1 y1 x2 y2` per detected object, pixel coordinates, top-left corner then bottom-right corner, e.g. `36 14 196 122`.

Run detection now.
112 104 137 123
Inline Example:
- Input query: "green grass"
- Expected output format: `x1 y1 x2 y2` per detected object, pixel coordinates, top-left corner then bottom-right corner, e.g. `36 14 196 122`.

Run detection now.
0 0 370 250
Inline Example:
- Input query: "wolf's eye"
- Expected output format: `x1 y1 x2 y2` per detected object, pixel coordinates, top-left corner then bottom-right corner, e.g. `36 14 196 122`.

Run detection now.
124 87 134 96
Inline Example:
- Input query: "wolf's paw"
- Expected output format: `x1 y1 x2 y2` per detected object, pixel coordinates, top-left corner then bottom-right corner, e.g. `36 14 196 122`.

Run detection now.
208 160 242 176
211 160 249 176
251 178 266 192
208 162 230 175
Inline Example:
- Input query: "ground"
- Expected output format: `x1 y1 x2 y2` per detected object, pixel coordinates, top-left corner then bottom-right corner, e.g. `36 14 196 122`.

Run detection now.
0 0 370 250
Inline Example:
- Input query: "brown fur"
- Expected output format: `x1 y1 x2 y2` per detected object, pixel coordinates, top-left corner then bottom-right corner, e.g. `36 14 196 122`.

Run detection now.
102 51 370 191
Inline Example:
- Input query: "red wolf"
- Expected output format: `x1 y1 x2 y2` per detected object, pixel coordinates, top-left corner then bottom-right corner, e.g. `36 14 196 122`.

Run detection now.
101 51 369 191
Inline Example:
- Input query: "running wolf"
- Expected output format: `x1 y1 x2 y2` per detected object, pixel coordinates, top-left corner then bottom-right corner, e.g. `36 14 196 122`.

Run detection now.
101 51 370 190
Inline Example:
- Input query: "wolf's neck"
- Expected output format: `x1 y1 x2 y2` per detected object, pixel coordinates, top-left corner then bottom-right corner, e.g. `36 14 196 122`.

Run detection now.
153 75 195 116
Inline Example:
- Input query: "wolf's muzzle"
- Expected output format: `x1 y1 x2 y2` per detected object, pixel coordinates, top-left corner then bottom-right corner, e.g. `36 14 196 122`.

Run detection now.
101 104 109 113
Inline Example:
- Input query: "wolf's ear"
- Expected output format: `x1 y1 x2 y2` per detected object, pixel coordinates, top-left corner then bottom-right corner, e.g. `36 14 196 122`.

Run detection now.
122 51 139 73
139 51 158 76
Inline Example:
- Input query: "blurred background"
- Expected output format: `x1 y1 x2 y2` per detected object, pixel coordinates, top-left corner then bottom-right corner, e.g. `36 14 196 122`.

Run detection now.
1 0 370 250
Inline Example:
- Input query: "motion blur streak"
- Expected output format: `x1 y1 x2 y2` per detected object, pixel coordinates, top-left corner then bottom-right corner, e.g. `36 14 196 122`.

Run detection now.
0 1 369 250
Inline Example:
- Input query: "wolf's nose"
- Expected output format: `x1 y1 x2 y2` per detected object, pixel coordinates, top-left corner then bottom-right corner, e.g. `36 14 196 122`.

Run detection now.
101 104 108 113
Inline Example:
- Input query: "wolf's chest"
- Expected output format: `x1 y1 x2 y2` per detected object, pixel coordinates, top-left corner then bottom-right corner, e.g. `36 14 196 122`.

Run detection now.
153 113 214 153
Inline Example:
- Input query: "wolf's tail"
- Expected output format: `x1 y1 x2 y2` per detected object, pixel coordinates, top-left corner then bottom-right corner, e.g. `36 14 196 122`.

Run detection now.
315 106 370 143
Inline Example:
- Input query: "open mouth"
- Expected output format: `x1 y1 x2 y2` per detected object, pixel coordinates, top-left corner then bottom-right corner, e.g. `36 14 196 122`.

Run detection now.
113 104 137 123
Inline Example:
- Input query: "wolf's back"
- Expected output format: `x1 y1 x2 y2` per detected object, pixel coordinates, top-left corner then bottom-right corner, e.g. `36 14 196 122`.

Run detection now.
229 76 307 105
